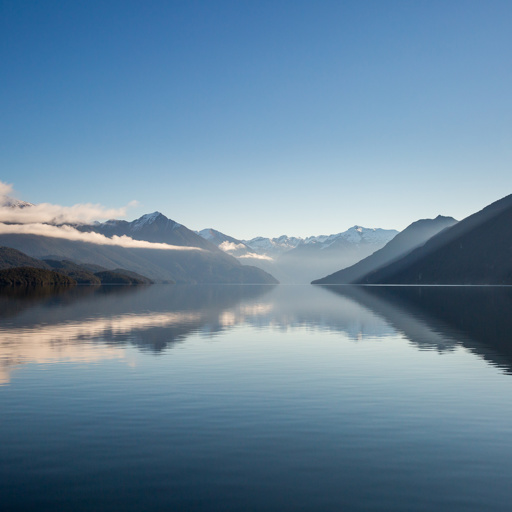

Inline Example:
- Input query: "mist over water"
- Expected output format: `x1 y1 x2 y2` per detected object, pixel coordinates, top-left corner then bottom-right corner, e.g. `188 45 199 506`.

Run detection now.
2 284 512 511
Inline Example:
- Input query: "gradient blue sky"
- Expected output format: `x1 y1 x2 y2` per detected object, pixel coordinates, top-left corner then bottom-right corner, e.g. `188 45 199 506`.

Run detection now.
2 0 511 238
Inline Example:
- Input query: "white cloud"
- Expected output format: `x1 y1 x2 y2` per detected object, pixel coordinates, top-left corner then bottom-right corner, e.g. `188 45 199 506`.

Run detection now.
0 181 13 198
0 222 204 251
238 253 274 261
219 241 247 252
218 240 273 260
0 181 206 251
0 202 139 224
0 179 140 224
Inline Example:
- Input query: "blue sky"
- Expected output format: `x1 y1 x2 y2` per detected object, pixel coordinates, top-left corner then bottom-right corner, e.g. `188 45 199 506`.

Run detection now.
1 0 511 238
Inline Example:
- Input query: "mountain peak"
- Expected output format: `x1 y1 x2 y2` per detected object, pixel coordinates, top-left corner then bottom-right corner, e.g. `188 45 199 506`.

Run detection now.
140 211 163 221
1 197 34 209
131 211 174 230
198 228 218 240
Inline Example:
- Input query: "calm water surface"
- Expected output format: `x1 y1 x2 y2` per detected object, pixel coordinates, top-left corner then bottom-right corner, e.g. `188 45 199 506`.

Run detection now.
1 284 512 511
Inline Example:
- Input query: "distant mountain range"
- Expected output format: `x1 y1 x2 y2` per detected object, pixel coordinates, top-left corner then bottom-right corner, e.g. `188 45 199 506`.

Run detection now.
199 226 398 284
4 191 512 285
0 205 278 284
312 215 458 284
314 193 512 285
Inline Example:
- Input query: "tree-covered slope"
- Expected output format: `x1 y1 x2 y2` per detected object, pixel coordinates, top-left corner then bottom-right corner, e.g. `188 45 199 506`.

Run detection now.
0 267 77 287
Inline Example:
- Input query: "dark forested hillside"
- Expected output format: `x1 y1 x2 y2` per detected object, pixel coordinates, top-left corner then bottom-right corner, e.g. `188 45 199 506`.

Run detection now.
356 194 512 284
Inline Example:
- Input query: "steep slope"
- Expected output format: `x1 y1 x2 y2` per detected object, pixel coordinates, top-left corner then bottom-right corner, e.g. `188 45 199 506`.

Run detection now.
0 246 50 270
199 229 255 257
0 212 278 284
199 228 244 247
312 216 457 284
359 194 512 284
91 212 216 251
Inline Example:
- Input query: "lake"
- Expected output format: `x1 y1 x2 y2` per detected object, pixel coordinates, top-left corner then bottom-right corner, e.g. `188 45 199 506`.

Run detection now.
2 284 512 511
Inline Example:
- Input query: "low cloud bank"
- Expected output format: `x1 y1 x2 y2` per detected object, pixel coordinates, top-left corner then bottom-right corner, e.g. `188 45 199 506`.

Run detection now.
219 241 246 252
219 241 273 261
238 253 273 261
0 179 136 224
0 180 204 251
0 223 204 251
0 201 137 225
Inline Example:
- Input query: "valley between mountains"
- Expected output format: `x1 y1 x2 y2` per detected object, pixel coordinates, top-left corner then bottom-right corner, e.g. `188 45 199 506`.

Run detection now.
0 193 511 285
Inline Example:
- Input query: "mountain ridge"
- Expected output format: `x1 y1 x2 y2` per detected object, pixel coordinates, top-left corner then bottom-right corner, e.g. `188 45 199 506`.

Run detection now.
0 209 278 284
198 225 398 284
312 215 458 284
355 194 512 284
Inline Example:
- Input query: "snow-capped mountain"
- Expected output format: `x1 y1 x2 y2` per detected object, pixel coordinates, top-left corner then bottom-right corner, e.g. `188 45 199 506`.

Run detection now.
0 206 278 284
198 228 249 250
197 229 276 262
313 216 458 284
237 227 397 258
1 197 34 208
198 225 398 283
303 226 397 248
243 235 303 255
90 211 215 250
131 211 181 232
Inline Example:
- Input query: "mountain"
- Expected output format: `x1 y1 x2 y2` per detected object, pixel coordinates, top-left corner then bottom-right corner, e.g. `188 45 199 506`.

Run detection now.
199 226 398 284
0 246 50 270
198 228 255 257
91 212 216 251
312 216 457 284
0 267 76 287
302 226 397 248
0 212 278 284
93 270 151 285
1 198 34 208
278 226 398 284
243 235 303 257
43 259 103 284
357 194 512 284
44 259 153 285
0 247 154 285
198 228 289 282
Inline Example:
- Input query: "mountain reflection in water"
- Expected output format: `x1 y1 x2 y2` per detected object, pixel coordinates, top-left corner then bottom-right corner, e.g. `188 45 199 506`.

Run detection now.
323 285 512 374
3 284 512 512
2 284 512 384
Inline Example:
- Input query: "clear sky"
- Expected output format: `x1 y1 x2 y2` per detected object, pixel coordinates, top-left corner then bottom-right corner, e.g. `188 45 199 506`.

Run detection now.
1 0 511 239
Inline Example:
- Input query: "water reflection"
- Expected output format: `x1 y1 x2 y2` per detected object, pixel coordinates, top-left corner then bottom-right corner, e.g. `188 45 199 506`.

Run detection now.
324 285 512 373
2 284 512 384
0 285 276 383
